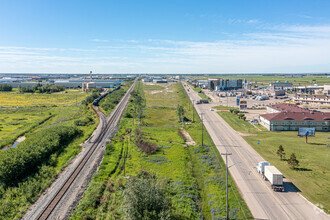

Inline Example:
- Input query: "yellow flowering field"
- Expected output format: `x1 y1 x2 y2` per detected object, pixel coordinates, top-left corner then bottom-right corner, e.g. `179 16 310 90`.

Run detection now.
0 89 89 107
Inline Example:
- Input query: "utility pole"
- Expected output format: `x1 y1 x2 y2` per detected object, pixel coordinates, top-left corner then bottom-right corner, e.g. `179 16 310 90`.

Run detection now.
192 99 195 122
200 113 204 146
221 152 232 220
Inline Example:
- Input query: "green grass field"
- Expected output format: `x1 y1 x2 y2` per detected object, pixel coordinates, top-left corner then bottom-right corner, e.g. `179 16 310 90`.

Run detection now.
218 111 330 213
0 107 53 148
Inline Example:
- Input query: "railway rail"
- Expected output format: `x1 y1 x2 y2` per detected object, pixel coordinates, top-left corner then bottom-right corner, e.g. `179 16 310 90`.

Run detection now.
35 80 136 220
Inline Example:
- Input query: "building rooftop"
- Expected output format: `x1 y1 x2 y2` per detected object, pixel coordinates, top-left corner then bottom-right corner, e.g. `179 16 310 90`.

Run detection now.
294 95 329 99
260 111 330 121
267 103 309 113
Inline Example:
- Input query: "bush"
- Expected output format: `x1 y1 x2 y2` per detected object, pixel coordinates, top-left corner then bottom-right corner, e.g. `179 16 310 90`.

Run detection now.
121 172 172 220
74 117 93 126
0 84 12 91
134 128 159 154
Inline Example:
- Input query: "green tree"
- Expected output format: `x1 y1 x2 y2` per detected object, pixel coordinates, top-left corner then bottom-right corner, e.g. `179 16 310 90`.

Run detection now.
277 145 286 160
238 113 245 119
233 109 240 114
176 105 185 127
288 153 299 169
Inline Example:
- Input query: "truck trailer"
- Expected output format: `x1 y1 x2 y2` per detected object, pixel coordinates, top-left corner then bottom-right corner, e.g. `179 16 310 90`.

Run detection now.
264 166 284 192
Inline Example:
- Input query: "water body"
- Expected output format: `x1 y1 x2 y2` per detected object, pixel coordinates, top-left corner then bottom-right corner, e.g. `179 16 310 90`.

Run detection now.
2 136 26 150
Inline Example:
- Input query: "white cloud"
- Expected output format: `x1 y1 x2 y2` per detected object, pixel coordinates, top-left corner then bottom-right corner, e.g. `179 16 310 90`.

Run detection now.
247 19 259 24
90 38 109 42
1 25 330 73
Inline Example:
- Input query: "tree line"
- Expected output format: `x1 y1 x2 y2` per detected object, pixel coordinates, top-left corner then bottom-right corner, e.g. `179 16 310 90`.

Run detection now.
82 90 100 105
0 84 12 91
0 125 81 185
18 83 65 93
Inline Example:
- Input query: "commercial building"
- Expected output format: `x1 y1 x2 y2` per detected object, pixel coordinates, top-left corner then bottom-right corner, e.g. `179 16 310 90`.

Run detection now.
214 79 242 91
293 95 330 105
259 111 330 131
142 78 153 83
324 84 330 95
208 78 220 91
197 80 208 89
294 85 324 94
269 81 292 90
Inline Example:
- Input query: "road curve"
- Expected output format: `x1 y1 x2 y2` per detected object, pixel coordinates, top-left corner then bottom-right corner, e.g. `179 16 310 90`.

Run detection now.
183 82 329 220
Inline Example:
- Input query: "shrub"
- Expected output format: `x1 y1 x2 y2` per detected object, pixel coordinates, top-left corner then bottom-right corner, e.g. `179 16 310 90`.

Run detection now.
74 117 93 126
121 172 172 219
0 125 81 185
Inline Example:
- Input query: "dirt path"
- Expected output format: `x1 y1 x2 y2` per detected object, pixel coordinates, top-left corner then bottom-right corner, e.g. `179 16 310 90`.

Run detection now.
179 129 196 146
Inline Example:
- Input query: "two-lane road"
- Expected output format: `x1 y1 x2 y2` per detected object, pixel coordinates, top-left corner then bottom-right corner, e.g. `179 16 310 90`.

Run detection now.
183 82 329 220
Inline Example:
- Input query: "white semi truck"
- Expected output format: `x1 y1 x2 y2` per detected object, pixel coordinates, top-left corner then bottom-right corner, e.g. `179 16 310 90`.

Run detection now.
264 166 285 192
256 162 284 192
256 161 270 176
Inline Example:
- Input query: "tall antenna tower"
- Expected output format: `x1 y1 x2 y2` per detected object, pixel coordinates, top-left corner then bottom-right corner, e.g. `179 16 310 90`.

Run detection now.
89 71 92 82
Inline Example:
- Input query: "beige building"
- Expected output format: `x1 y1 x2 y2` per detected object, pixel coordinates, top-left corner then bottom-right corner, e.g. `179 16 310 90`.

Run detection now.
324 84 330 95
293 95 330 105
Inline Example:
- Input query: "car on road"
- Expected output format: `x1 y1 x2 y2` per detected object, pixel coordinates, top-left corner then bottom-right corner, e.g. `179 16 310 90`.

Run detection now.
210 108 214 111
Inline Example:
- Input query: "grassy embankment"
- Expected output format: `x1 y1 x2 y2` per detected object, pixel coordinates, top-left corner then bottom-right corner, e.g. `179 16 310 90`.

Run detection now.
0 89 100 219
71 82 252 219
218 110 329 213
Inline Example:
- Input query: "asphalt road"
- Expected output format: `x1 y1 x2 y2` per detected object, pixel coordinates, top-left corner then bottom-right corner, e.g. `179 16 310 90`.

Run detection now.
183 82 329 220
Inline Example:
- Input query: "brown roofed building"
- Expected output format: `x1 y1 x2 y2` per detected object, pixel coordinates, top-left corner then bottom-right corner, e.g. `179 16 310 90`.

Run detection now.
259 111 330 131
266 103 309 114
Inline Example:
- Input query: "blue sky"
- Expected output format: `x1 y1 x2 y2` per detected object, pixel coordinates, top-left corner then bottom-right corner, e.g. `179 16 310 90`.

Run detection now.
1 0 330 73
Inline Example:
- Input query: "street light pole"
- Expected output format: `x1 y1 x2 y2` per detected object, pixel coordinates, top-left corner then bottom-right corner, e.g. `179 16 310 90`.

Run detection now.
221 152 232 220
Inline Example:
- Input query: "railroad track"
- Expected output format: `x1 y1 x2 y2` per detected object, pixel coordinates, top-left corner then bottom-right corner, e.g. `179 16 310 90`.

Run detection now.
36 80 136 220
